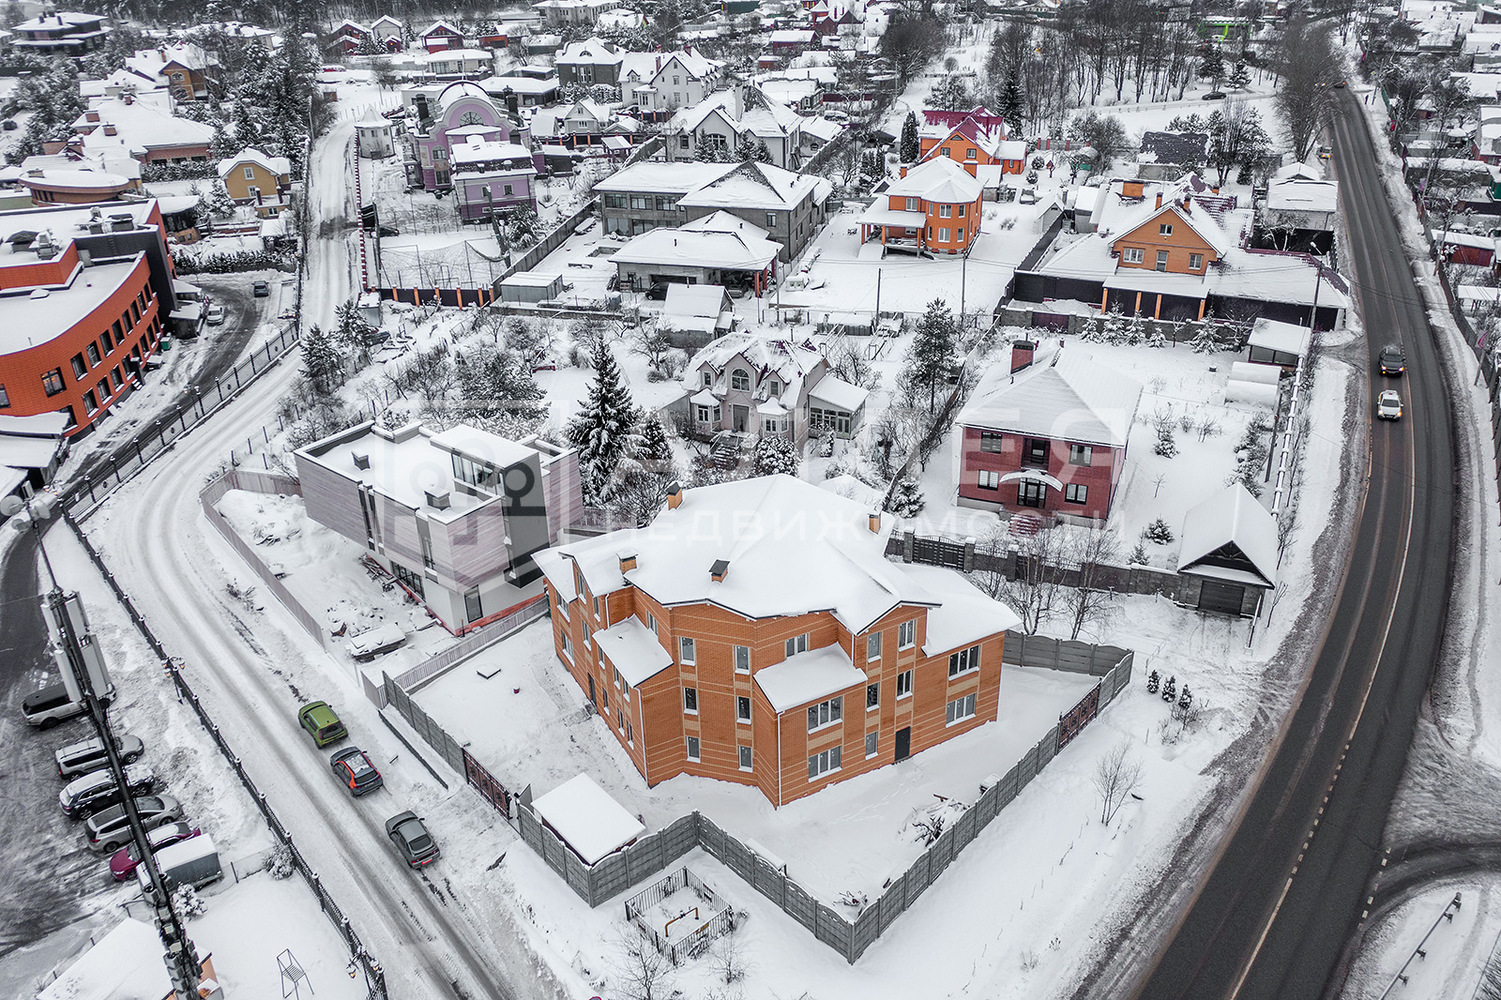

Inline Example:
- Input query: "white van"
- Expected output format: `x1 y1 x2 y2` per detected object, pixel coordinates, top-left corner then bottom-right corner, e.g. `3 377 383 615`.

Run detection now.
139 833 221 892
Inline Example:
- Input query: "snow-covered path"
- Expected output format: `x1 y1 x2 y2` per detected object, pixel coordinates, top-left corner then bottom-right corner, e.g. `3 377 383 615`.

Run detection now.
76 121 561 1000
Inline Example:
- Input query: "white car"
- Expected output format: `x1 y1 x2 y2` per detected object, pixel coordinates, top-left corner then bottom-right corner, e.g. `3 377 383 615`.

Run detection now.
205 302 226 325
1377 389 1403 420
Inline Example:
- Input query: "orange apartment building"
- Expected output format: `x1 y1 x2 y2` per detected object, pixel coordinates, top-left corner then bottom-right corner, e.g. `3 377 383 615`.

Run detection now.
535 475 1021 807
858 155 984 255
0 201 178 436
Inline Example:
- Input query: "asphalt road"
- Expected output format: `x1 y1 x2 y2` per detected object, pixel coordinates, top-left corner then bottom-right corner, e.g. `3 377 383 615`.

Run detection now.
1123 92 1459 1000
0 278 272 960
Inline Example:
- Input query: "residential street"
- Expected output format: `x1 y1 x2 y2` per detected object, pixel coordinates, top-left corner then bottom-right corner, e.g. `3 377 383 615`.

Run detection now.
1089 90 1461 999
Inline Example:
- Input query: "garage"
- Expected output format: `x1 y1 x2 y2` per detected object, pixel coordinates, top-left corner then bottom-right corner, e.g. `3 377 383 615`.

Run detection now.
1177 483 1278 618
1196 579 1247 615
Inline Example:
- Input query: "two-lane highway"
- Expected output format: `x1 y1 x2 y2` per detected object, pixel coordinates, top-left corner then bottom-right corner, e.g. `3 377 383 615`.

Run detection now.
1107 92 1460 1000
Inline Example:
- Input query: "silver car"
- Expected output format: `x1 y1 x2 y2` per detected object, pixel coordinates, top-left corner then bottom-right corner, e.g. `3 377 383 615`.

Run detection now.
55 735 145 778
60 763 154 819
85 795 184 852
1377 389 1403 421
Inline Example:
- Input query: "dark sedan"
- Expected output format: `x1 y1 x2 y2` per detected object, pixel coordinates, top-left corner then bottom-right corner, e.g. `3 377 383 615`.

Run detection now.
385 811 439 868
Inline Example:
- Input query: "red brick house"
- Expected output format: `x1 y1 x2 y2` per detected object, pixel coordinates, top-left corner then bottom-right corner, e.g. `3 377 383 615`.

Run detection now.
534 475 1021 807
954 346 1142 520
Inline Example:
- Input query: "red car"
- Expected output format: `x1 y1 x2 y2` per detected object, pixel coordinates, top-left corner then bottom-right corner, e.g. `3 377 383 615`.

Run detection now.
108 822 200 881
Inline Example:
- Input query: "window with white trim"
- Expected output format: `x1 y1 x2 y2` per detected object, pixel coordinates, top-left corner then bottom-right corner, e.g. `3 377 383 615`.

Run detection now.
561 632 575 661
1065 483 1088 504
738 745 753 770
866 683 879 710
897 669 913 698
734 645 750 673
866 632 882 660
243 165 255 180
1158 222 1173 235
1123 247 1144 264
939 204 952 218
948 644 980 677
684 687 698 714
978 470 1000 490
785 633 809 657
1069 443 1093 466
898 620 915 649
807 696 842 732
737 695 751 722
647 613 657 634
1189 252 1204 270
730 368 750 391
679 636 696 664
946 693 977 725
937 227 950 242
808 745 841 780
686 736 700 761
865 732 878 757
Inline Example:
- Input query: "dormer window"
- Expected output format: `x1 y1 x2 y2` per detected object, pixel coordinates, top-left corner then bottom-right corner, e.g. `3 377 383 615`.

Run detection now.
731 369 750 391
701 368 713 387
767 378 780 396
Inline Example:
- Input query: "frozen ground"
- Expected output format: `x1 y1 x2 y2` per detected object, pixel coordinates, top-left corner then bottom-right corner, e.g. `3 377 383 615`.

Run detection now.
419 620 1099 902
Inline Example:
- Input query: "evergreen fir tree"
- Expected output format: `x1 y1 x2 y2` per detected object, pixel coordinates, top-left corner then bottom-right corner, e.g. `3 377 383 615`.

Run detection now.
1177 684 1193 714
566 338 642 505
693 140 719 162
1146 669 1160 693
638 416 673 464
1103 306 1128 345
301 324 343 395
884 474 926 517
734 132 758 162
899 111 920 163
753 434 799 476
1198 45 1225 89
201 180 236 220
901 298 960 411
997 72 1025 134
1161 674 1177 703
1228 60 1251 91
1142 517 1175 544
1129 540 1149 564
755 139 773 163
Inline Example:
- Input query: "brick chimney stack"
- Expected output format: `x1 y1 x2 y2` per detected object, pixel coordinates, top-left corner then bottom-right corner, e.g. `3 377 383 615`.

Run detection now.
1011 340 1035 373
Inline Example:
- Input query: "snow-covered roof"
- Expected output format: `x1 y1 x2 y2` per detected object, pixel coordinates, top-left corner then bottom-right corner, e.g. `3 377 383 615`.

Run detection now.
1177 482 1278 588
449 137 533 167
479 74 560 96
663 282 730 319
421 19 464 37
594 160 737 195
754 643 867 712
537 476 1016 637
1266 177 1339 216
423 47 492 65
0 430 65 470
886 156 983 204
556 37 623 66
769 28 816 42
37 918 170 1000
0 411 70 437
1248 318 1312 358
74 97 214 156
676 160 831 212
686 330 823 399
217 146 291 179
532 775 644 865
907 563 1021 655
958 350 1143 449
611 226 780 271
808 374 867 413
594 615 673 686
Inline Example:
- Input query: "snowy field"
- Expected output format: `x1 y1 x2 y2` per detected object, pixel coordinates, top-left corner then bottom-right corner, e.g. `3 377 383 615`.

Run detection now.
511 215 624 309
418 619 1099 902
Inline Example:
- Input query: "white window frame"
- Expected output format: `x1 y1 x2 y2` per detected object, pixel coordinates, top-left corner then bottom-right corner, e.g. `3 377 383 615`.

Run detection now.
738 745 753 771
897 669 913 699
808 745 842 780
939 204 952 218
866 632 882 660
898 620 915 649
948 644 980 678
946 693 977 725
978 470 1000 490
785 633 809 658
679 636 696 664
1189 252 1204 269
243 165 255 180
1066 483 1089 504
1069 443 1093 466
561 632 575 661
684 686 698 714
686 736 701 761
1158 222 1173 236
807 696 843 732
1123 247 1144 264
866 682 879 711
734 645 751 673
865 731 879 758
736 695 752 723
730 368 750 391
937 227 951 242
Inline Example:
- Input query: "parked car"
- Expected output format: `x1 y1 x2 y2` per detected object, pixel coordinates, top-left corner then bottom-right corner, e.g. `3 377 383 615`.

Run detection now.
60 763 155 819
1377 389 1403 420
56 734 145 778
86 795 184 852
109 822 201 881
376 224 399 237
822 109 849 123
22 684 88 728
298 701 347 748
2 119 16 131
252 280 270 297
139 833 221 891
385 811 439 868
1202 91 1226 100
331 747 383 796
206 302 226 326
1379 343 1406 376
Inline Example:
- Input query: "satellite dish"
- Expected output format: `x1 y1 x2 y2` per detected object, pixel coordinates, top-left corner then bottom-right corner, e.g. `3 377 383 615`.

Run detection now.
0 495 21 518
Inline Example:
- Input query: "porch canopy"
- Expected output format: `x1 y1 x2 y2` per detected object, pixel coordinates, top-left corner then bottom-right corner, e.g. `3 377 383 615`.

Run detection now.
999 469 1064 491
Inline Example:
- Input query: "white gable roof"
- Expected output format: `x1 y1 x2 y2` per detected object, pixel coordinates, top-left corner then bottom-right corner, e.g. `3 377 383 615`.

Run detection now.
887 156 983 203
1177 482 1278 588
532 774 644 865
217 146 291 179
958 351 1143 449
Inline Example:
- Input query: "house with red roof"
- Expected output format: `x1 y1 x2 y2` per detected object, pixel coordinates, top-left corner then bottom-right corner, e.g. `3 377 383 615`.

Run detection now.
917 108 1026 178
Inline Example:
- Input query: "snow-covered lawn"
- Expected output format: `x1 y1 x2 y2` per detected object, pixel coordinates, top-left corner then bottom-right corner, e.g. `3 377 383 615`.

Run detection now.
418 618 1100 902
512 214 622 309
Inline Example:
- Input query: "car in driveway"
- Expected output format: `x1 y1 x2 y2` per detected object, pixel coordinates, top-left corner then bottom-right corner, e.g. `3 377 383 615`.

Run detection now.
1379 343 1406 376
56 734 145 778
60 763 155 819
1377 389 1403 420
252 280 270 297
298 701 347 747
109 822 201 881
331 747 383 796
206 302 226 325
385 811 439 867
86 795 184 852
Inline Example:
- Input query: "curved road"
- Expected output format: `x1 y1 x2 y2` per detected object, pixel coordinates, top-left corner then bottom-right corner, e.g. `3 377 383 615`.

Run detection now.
1109 93 1459 999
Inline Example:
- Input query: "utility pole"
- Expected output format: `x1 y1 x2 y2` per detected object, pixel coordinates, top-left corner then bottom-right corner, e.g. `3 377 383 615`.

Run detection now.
4 496 204 1000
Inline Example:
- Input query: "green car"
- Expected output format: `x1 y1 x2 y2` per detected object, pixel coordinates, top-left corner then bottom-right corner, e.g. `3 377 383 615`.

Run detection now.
298 701 347 748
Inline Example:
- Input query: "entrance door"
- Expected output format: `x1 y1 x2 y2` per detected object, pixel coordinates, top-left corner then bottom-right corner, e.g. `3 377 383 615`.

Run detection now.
895 727 911 762
732 405 749 432
1018 480 1046 508
587 675 596 706
1197 580 1246 615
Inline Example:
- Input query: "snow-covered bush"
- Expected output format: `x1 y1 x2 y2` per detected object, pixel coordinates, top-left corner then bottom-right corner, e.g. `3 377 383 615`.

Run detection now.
172 884 207 918
267 844 295 880
1142 518 1174 544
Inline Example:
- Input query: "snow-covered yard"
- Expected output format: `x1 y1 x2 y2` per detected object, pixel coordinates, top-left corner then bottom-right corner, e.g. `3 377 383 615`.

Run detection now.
511 214 623 309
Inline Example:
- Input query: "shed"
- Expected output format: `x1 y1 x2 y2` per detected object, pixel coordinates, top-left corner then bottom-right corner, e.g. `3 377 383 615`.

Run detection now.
498 271 565 303
532 774 645 865
1247 318 1311 369
660 283 735 347
1177 482 1278 616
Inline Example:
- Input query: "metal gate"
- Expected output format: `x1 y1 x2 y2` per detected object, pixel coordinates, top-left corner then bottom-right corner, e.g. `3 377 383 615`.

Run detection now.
1057 684 1101 751
463 749 511 817
910 537 965 569
1197 580 1246 616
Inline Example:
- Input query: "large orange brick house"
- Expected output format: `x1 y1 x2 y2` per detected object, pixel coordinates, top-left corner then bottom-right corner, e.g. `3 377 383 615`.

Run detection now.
535 475 1021 807
918 108 1026 178
858 156 984 255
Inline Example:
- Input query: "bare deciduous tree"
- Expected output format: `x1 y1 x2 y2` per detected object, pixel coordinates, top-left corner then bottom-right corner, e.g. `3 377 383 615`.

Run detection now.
611 929 675 1000
1063 521 1120 640
711 935 751 986
1092 739 1144 825
1272 17 1343 162
986 525 1067 634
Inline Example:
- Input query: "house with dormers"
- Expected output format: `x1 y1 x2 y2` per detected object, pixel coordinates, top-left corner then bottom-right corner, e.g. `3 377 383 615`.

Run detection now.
534 475 1021 807
917 108 1026 181
421 20 465 52
664 88 811 170
411 82 541 221
954 345 1141 520
1017 175 1349 327
124 45 220 101
529 99 639 147
859 156 984 255
683 329 867 442
217 147 292 217
619 50 722 116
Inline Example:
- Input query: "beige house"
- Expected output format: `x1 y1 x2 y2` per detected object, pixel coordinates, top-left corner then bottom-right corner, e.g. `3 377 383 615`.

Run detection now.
216 147 292 217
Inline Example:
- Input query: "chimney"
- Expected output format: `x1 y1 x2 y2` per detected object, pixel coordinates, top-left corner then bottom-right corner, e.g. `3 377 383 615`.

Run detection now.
103 124 117 136
618 550 638 573
666 481 683 509
122 92 134 105
86 110 100 123
425 489 452 510
352 451 371 470
710 558 729 583
1155 192 1162 209
867 511 880 533
1011 339 1035 373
